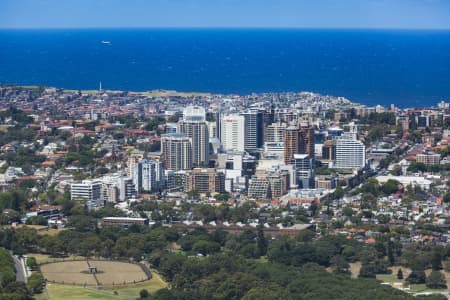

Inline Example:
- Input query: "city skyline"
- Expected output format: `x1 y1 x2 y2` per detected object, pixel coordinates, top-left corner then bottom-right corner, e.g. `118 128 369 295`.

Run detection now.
1 0 450 30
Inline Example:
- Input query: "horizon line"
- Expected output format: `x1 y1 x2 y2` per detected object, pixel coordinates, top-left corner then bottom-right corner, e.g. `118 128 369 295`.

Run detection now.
1 26 450 31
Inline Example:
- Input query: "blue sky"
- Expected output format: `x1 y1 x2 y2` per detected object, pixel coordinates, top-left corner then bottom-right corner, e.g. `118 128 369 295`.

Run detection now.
1 0 450 29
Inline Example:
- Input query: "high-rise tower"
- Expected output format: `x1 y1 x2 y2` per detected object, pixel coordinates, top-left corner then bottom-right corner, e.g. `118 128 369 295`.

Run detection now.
161 133 193 171
283 125 300 165
178 106 209 167
241 110 264 151
221 114 245 152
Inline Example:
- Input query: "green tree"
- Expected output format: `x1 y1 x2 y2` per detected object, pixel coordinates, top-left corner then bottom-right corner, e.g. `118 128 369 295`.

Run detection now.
139 288 150 299
333 185 344 199
377 214 391 225
26 257 37 270
381 179 400 195
426 271 447 289
387 241 395 266
67 215 96 232
27 272 45 294
406 269 426 284
330 255 350 275
342 206 353 217
397 268 403 280
359 263 377 278
192 240 221 256
431 251 443 270
444 192 450 203
256 225 268 257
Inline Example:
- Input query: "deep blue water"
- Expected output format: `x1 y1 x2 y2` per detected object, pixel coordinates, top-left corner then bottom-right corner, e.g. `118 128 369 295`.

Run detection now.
1 28 450 107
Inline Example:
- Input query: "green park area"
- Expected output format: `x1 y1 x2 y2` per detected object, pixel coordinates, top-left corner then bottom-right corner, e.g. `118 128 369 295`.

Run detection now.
42 273 167 300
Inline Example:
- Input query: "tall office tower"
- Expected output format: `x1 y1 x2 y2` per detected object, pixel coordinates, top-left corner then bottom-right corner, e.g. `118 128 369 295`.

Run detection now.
283 125 300 165
334 135 366 169
299 125 315 157
127 149 145 177
292 154 315 189
263 103 275 130
133 159 165 193
178 106 209 167
215 108 222 142
70 180 103 210
161 133 193 171
221 114 245 152
241 110 264 151
265 122 286 143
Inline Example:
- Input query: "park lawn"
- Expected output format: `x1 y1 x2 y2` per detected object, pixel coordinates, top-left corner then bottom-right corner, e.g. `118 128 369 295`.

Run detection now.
409 283 447 294
110 272 168 297
376 274 446 295
376 274 400 284
33 293 48 300
46 284 119 300
45 272 167 300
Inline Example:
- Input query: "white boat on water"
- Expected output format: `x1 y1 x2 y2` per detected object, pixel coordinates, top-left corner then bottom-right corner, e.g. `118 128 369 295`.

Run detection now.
101 40 111 44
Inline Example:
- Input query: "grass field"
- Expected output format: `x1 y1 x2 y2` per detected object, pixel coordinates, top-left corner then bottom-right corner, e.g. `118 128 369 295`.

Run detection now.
44 272 167 300
376 267 448 295
40 260 97 285
40 260 150 286
93 261 149 285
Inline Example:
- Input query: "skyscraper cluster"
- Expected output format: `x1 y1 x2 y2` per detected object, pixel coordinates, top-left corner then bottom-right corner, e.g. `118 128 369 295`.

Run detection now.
71 103 367 205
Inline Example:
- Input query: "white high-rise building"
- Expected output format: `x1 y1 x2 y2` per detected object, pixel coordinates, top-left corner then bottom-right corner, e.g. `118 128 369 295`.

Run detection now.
161 133 193 171
183 106 206 122
70 180 103 210
133 159 165 193
334 135 366 169
179 106 209 167
221 114 245 152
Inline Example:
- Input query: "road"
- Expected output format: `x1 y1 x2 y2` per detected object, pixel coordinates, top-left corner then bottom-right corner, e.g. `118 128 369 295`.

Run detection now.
13 255 27 283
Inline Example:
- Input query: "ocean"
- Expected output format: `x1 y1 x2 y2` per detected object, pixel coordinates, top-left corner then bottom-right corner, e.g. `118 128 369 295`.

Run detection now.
1 28 450 107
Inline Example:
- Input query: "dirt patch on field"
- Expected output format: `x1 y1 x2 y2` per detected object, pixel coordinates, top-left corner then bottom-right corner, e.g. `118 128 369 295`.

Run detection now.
40 260 151 286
